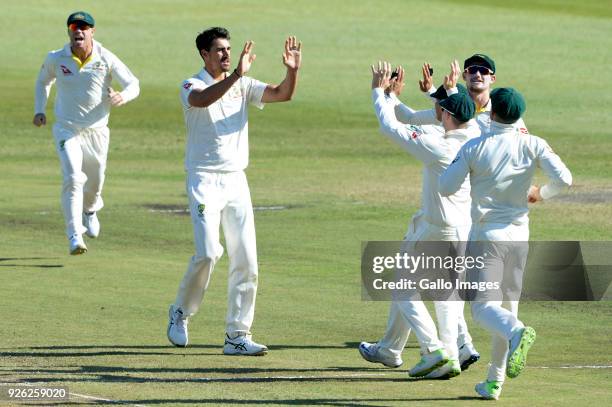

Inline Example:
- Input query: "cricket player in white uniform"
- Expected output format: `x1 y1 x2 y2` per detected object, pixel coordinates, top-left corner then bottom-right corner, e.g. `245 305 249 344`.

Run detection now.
33 11 140 255
439 87 572 399
360 62 480 379
360 64 481 372
380 56 525 369
167 27 301 355
414 55 527 134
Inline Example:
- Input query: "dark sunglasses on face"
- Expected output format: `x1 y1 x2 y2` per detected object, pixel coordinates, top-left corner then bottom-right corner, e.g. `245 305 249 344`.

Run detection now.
465 65 493 75
69 22 92 32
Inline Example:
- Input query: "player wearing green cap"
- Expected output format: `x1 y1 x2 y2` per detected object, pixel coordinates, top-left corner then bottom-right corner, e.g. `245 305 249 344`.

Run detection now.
360 63 481 373
33 11 140 255
440 87 572 399
420 54 528 135
361 61 479 379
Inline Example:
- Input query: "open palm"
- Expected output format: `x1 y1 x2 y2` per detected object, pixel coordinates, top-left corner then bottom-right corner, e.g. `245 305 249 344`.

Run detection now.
283 36 302 70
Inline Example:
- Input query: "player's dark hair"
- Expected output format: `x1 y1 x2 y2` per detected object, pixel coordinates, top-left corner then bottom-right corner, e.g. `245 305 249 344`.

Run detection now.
196 27 230 52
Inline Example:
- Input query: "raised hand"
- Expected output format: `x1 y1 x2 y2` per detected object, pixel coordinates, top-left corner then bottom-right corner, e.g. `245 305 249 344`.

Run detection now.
386 66 405 96
371 60 392 90
108 87 124 106
236 41 256 76
283 36 302 71
418 62 433 92
443 60 461 90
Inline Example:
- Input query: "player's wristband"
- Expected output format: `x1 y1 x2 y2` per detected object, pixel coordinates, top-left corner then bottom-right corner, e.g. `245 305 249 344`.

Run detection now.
233 69 242 78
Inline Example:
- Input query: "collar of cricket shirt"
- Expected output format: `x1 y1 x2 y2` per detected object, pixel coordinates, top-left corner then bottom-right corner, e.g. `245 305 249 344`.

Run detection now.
64 40 100 70
198 67 234 85
476 98 491 114
490 120 517 132
445 128 473 141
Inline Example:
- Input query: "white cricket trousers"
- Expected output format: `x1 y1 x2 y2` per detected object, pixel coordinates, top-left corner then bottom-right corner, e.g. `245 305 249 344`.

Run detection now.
174 170 258 337
468 222 529 382
378 211 472 360
53 123 109 238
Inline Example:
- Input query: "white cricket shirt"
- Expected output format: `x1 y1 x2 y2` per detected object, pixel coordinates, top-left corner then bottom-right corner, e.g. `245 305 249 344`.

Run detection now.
443 87 528 134
34 40 139 129
439 121 572 225
373 88 481 228
180 69 267 172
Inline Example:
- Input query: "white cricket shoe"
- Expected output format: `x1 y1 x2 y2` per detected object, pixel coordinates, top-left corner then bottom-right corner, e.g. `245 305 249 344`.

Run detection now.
423 359 461 379
475 380 503 400
459 342 481 371
223 334 268 356
408 348 449 377
69 234 87 255
358 342 403 368
167 305 189 347
83 212 100 238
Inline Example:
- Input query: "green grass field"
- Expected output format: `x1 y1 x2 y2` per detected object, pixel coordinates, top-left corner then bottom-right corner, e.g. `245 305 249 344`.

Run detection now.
1 0 611 405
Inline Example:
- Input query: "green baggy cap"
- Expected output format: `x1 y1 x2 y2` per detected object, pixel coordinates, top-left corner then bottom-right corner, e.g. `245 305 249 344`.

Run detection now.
438 92 475 123
491 87 526 123
464 53 495 74
430 83 468 101
67 11 95 27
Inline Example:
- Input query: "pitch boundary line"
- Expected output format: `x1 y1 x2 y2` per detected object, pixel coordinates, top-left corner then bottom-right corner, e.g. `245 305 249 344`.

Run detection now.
70 390 148 406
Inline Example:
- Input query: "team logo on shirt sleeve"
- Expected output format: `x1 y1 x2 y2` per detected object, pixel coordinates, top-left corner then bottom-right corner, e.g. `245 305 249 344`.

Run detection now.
407 125 422 139
183 82 193 90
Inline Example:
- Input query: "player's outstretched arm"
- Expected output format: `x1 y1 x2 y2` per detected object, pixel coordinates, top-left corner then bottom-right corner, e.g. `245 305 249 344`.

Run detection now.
389 65 438 125
372 61 442 164
439 146 471 196
188 41 255 108
262 36 301 103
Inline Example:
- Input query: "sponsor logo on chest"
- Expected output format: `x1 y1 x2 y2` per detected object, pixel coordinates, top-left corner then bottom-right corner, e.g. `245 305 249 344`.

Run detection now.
60 65 73 76
226 84 243 100
90 61 107 72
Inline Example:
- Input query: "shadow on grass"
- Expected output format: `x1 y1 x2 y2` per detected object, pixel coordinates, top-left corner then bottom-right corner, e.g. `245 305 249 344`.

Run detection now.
0 350 214 357
1 342 418 358
7 342 417 351
57 396 482 406
8 365 397 375
0 257 63 269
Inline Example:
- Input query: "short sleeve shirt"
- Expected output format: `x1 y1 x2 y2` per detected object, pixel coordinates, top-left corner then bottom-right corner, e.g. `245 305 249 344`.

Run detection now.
180 69 267 172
